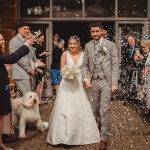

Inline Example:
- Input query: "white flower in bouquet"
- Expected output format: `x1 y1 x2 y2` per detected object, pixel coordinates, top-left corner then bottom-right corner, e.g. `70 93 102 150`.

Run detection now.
68 74 74 80
61 64 80 80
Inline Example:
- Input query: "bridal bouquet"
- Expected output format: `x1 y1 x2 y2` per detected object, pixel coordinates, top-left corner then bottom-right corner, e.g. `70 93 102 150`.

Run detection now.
61 64 80 80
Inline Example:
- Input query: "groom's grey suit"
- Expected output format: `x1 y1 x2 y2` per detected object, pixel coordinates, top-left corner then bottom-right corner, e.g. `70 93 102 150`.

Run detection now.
82 37 119 141
9 33 36 95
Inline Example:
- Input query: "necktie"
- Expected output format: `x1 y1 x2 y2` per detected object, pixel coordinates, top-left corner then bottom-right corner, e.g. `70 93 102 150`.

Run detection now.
130 47 134 58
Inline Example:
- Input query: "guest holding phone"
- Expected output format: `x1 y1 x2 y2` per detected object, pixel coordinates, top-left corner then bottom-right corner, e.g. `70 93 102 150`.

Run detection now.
0 33 34 150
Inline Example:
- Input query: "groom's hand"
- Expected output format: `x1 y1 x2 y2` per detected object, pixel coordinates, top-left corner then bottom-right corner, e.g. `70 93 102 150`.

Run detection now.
83 80 92 89
112 85 118 93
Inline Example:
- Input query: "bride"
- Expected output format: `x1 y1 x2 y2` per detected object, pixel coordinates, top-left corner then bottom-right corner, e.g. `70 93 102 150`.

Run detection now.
47 35 100 145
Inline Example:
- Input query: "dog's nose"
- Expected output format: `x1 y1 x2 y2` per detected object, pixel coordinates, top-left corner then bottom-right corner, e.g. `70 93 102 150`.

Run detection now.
33 99 37 104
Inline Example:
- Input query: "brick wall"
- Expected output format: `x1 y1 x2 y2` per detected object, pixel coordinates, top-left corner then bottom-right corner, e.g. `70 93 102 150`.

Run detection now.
0 0 17 52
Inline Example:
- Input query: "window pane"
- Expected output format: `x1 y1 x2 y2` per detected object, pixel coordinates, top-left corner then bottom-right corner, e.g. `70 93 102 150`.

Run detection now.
20 0 50 17
85 0 115 17
118 0 147 17
52 0 82 18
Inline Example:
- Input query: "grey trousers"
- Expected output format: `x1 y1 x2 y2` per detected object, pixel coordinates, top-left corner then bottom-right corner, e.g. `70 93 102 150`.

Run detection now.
87 78 111 141
15 79 32 96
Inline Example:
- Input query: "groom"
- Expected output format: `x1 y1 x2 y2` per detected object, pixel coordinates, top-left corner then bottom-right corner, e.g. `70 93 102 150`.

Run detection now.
82 22 119 150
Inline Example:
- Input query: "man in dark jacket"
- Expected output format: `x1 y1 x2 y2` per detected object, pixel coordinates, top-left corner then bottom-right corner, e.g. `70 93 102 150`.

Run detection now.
121 35 141 101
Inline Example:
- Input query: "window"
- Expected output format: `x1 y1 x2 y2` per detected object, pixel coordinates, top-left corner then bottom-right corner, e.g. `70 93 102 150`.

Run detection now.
20 0 50 17
85 0 115 17
118 0 147 17
52 0 82 17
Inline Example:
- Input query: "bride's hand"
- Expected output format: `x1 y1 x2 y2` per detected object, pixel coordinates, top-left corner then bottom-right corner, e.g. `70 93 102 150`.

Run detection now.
84 80 92 89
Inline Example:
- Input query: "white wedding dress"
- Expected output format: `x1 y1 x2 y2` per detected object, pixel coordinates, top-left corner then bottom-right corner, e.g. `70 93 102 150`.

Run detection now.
47 51 100 145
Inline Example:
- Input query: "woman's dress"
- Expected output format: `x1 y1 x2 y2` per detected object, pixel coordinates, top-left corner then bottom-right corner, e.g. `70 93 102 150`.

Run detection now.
47 51 100 145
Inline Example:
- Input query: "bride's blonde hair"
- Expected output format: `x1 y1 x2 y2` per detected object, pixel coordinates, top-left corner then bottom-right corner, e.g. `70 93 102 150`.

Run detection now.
67 35 81 51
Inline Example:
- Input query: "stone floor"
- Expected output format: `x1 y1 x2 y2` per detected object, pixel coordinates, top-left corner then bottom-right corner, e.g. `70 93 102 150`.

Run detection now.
7 99 150 150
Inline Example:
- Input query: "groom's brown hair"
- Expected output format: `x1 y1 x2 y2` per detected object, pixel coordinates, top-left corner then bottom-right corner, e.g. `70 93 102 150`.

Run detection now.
88 22 103 35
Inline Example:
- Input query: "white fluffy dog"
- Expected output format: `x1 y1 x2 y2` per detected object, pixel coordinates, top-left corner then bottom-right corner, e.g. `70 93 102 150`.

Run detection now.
11 92 48 138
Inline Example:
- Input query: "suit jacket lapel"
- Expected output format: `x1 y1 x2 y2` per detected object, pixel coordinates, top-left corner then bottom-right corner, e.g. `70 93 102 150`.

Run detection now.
89 40 95 61
16 34 24 45
16 34 33 66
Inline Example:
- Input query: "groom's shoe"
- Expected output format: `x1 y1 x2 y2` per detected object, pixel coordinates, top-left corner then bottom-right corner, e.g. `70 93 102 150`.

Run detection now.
99 140 107 150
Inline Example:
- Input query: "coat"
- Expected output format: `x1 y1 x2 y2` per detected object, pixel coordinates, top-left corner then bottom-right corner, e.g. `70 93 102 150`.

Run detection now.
0 45 29 115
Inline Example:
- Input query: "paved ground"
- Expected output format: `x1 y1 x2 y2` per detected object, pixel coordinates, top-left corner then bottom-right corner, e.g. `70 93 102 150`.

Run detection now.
7 98 150 150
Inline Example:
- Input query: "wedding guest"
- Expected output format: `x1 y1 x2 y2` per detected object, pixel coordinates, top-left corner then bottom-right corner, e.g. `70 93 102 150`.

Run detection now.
0 33 34 150
33 32 50 103
50 39 65 95
9 21 35 96
53 34 62 47
121 35 141 101
34 32 50 64
140 40 150 115
47 35 100 145
9 21 45 96
140 40 150 63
